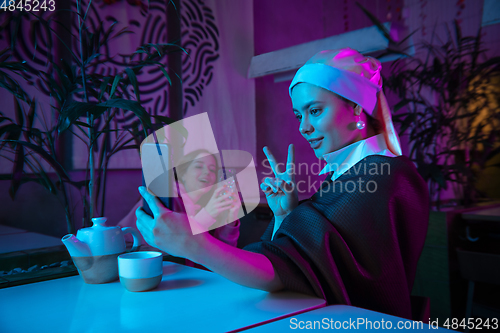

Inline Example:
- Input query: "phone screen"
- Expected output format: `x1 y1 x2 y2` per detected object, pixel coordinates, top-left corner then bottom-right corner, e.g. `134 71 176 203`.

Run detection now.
141 143 174 216
141 173 172 216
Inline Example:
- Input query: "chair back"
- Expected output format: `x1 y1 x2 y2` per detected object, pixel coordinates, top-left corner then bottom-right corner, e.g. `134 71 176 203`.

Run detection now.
457 250 500 284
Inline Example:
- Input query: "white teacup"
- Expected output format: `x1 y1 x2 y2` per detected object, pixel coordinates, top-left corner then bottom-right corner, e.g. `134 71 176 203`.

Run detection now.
118 251 163 292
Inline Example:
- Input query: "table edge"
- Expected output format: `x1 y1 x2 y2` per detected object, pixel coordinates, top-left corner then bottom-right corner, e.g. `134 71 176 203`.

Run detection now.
227 299 326 333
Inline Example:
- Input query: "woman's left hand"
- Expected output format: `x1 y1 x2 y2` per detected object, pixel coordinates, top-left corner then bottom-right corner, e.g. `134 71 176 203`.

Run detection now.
228 198 242 223
136 187 203 257
260 144 298 220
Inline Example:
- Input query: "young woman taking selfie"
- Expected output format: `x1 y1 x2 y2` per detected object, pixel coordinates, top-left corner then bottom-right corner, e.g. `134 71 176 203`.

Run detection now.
135 48 429 320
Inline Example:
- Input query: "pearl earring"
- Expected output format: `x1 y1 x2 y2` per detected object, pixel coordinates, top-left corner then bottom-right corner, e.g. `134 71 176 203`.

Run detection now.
356 115 366 130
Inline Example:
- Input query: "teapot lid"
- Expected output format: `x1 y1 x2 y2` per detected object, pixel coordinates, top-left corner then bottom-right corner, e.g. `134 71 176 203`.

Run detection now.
77 217 118 233
91 217 116 230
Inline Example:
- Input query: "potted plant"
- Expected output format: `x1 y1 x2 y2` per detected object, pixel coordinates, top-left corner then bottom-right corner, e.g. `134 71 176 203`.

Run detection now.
0 0 184 235
384 22 500 208
358 1 500 207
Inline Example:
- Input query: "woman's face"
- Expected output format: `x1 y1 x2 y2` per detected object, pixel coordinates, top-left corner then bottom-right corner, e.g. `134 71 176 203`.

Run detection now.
181 153 217 194
291 83 360 159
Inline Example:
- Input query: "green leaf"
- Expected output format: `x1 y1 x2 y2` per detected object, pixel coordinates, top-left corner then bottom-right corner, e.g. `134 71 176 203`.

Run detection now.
27 12 81 67
0 116 13 124
11 15 22 51
97 99 151 129
23 98 36 141
0 124 21 139
84 53 101 67
0 47 9 58
58 101 107 133
111 27 134 41
29 128 43 144
52 63 71 93
110 74 121 98
148 43 162 57
30 20 39 59
13 96 24 129
393 99 412 112
59 58 75 83
158 66 172 85
0 61 28 72
32 159 58 195
0 139 71 182
114 144 140 153
399 113 417 135
152 115 188 142
98 76 111 101
397 29 419 47
73 121 93 128
356 2 394 43
41 71 65 105
0 174 56 196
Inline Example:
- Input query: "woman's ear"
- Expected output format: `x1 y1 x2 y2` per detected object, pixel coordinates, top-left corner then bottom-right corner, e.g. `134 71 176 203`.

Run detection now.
353 104 363 116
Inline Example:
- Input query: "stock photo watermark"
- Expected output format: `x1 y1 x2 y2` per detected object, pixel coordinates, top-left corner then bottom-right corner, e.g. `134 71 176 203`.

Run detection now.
261 159 391 196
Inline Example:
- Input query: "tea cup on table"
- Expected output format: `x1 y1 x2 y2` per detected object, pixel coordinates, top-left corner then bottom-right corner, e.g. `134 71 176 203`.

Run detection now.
118 251 163 292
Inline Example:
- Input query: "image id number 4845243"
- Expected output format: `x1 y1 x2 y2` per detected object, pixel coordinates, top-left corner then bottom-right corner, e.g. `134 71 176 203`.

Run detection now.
442 317 498 331
1 0 55 11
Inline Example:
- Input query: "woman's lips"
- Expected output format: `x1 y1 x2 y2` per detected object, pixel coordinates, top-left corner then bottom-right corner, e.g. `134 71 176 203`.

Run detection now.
309 138 323 149
198 178 209 184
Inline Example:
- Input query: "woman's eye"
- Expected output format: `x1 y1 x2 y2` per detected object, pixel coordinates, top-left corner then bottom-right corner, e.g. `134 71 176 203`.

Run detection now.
310 108 321 115
294 114 302 121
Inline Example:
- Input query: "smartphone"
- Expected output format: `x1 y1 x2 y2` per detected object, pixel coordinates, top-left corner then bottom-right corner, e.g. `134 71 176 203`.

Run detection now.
141 142 174 216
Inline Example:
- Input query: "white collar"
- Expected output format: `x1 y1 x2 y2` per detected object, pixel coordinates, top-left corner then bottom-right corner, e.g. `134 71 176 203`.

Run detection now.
318 133 396 181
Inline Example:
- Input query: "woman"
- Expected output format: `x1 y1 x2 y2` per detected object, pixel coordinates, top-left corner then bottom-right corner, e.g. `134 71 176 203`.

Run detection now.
173 149 240 244
119 149 240 247
136 48 429 320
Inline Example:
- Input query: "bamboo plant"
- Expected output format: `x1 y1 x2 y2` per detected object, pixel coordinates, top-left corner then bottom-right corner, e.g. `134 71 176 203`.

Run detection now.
0 0 185 233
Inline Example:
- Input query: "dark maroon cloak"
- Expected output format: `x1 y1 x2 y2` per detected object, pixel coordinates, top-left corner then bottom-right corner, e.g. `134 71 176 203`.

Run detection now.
244 155 429 319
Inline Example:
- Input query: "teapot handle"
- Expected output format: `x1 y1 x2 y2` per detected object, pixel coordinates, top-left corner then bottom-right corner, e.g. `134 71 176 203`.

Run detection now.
121 227 141 252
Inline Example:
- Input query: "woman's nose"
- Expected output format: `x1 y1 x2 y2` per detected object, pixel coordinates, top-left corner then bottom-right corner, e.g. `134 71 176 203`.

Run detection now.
201 166 210 176
299 118 313 135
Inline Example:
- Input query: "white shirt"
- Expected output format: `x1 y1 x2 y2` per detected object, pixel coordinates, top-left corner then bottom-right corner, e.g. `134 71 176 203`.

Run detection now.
272 134 396 240
319 133 396 181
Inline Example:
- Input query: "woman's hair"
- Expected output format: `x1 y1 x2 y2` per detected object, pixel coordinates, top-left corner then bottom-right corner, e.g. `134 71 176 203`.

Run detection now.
176 149 219 206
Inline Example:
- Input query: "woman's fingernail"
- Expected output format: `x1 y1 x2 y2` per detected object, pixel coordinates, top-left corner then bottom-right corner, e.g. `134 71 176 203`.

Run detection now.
138 186 144 193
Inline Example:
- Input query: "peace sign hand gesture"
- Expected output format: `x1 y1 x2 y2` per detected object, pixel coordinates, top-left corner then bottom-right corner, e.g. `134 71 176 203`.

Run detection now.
260 144 298 220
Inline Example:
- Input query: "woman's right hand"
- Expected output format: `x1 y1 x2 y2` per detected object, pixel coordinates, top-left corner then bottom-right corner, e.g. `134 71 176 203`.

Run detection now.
260 144 298 220
204 187 234 219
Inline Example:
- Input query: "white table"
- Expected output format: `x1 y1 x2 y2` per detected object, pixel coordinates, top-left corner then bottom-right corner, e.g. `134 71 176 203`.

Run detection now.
245 305 457 332
0 224 62 254
0 262 325 333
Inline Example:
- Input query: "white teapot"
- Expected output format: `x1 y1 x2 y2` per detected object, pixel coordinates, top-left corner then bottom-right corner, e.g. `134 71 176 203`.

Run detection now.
62 217 141 284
